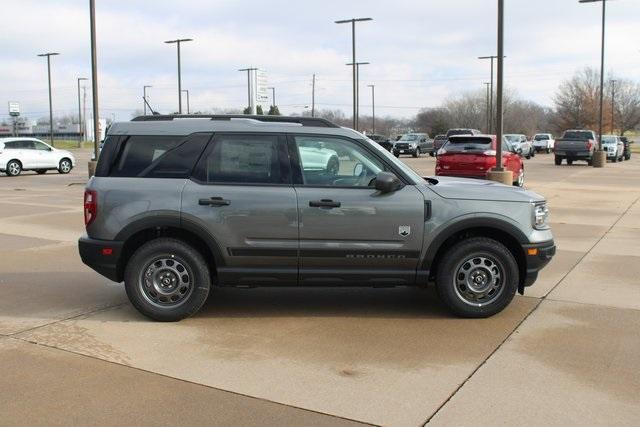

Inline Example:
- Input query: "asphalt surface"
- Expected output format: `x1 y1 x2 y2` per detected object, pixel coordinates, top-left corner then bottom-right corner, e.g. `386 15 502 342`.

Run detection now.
1 149 639 426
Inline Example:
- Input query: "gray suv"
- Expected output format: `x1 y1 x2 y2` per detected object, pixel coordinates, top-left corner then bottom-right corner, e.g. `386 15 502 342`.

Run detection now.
79 115 555 321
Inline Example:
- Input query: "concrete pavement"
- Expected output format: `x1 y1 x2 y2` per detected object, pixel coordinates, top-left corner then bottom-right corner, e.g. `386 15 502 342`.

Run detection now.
1 149 639 425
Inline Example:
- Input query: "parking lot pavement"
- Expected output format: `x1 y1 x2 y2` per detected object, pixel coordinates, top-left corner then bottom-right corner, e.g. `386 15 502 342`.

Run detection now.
2 150 640 425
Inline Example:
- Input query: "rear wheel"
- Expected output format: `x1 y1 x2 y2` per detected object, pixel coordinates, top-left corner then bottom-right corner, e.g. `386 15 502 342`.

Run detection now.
435 237 518 318
6 160 21 176
546 148 551 154
124 238 211 321
625 153 631 161
567 159 573 166
554 156 562 165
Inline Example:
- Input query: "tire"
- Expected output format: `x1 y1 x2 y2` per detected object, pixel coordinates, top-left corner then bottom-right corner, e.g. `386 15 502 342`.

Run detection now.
567 159 573 166
393 152 400 158
546 148 551 154
513 168 524 187
525 154 531 160
612 156 617 163
36 169 47 175
554 156 562 166
58 158 72 174
5 160 21 176
124 238 211 322
587 158 593 166
429 151 435 157
435 237 518 318
413 148 420 158
625 153 631 161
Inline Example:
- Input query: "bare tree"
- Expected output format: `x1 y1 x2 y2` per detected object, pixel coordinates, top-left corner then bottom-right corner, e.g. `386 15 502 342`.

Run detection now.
609 78 640 135
553 67 600 131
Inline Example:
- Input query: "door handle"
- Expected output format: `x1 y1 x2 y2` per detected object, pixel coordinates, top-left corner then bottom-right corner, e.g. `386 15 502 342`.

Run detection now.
199 197 231 207
309 199 341 208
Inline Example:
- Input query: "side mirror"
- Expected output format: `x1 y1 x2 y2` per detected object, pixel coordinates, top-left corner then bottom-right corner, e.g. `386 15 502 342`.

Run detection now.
374 172 403 193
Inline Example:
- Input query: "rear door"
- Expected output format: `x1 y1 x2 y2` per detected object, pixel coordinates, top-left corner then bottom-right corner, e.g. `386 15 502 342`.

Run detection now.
18 140 39 168
289 134 426 286
181 133 299 286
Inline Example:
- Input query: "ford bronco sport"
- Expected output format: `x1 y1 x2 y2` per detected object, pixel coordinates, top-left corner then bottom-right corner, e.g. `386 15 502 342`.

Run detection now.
79 115 555 321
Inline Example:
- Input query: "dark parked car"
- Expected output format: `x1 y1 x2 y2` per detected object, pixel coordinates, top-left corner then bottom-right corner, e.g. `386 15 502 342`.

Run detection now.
620 136 633 161
367 134 393 151
433 135 448 155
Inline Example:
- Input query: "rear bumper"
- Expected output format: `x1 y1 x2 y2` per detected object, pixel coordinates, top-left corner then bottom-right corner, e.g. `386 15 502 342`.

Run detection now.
78 235 124 282
521 240 556 288
554 151 591 159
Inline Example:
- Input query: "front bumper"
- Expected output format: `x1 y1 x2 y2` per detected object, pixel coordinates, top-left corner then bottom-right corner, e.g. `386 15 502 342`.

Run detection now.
78 235 124 282
394 147 418 155
521 240 556 290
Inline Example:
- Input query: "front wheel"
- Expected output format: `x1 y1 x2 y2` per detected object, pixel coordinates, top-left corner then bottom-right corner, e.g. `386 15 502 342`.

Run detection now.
413 148 420 158
554 155 562 165
436 237 518 318
513 168 524 187
567 159 574 166
58 159 72 174
124 238 211 321
546 148 551 154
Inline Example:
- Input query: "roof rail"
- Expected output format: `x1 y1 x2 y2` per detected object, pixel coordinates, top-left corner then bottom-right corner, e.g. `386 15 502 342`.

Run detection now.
130 114 339 128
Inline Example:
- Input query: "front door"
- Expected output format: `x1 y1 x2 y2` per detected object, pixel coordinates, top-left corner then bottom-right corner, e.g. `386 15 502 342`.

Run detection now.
290 134 426 286
181 133 298 286
33 140 57 168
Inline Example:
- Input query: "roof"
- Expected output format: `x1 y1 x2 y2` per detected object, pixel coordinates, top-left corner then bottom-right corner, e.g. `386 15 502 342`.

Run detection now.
0 137 45 143
109 115 361 138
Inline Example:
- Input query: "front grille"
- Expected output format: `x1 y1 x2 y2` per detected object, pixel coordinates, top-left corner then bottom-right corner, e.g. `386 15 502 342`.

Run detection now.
395 143 409 149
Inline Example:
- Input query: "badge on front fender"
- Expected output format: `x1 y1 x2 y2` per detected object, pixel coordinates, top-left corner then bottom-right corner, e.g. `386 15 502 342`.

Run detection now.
398 226 411 237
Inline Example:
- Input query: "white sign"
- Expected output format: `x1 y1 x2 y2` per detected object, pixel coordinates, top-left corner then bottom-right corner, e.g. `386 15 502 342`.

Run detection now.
86 118 107 142
8 101 20 116
256 69 269 103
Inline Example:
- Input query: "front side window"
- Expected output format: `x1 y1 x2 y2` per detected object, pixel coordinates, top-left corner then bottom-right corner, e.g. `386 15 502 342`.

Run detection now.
33 141 50 151
193 134 287 184
294 135 384 187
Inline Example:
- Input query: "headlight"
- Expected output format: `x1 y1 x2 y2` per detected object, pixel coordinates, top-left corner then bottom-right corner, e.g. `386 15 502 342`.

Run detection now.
533 202 550 230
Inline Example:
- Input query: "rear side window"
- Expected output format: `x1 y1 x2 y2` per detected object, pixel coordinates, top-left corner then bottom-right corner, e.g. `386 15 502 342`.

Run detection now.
193 134 288 184
110 134 209 178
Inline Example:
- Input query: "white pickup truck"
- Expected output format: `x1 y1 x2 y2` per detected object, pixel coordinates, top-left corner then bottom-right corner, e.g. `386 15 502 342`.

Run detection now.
533 133 555 153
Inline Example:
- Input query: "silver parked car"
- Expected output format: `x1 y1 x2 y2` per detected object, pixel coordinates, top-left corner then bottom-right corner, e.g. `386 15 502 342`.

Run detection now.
79 115 555 321
504 134 535 159
601 135 624 163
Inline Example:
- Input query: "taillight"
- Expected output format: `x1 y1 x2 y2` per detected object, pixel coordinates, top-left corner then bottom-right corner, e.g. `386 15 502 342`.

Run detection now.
586 140 594 151
84 190 97 226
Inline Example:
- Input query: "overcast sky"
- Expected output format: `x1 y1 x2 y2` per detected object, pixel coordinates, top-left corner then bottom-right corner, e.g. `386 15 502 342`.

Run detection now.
1 0 639 122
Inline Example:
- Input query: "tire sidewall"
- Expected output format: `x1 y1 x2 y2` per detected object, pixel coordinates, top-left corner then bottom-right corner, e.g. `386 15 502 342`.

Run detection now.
6 160 21 176
124 238 211 321
58 159 72 174
436 238 518 318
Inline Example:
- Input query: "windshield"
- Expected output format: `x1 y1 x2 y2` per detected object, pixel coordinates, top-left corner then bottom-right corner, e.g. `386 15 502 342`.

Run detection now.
361 136 427 184
446 129 472 137
563 131 593 140
504 135 521 142
601 136 617 144
444 136 492 152
399 134 419 141
534 134 549 141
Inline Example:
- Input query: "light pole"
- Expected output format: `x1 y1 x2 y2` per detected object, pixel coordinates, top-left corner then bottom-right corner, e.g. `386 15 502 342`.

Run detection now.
580 0 611 167
37 52 60 146
182 89 190 114
335 17 372 130
486 0 512 185
89 0 100 163
346 61 369 131
238 67 257 114
484 82 491 133
143 85 152 115
478 55 505 134
611 79 616 134
367 84 375 134
164 38 193 114
77 77 87 147
311 74 316 117
267 87 275 107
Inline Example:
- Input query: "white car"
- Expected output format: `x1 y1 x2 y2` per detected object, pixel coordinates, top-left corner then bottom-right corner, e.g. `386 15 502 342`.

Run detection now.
533 133 555 153
0 137 75 176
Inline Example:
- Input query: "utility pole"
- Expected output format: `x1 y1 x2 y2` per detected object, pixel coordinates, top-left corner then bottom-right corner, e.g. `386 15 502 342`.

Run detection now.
611 79 616 134
238 67 257 114
335 17 372 130
82 86 87 142
478 55 505 134
368 84 375 134
182 89 190 114
267 87 275 107
143 85 152 115
580 0 611 167
484 82 491 133
77 77 87 147
164 38 193 114
346 61 369 131
37 52 60 147
311 74 316 117
89 0 100 162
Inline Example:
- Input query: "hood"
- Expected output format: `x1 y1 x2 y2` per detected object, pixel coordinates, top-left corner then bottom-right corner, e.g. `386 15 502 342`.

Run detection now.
423 176 545 203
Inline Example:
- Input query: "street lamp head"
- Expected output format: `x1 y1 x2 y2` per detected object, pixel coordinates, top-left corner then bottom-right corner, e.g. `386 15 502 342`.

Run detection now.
579 0 603 3
38 52 60 57
335 17 373 24
78 77 88 81
164 38 193 44
346 61 370 66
